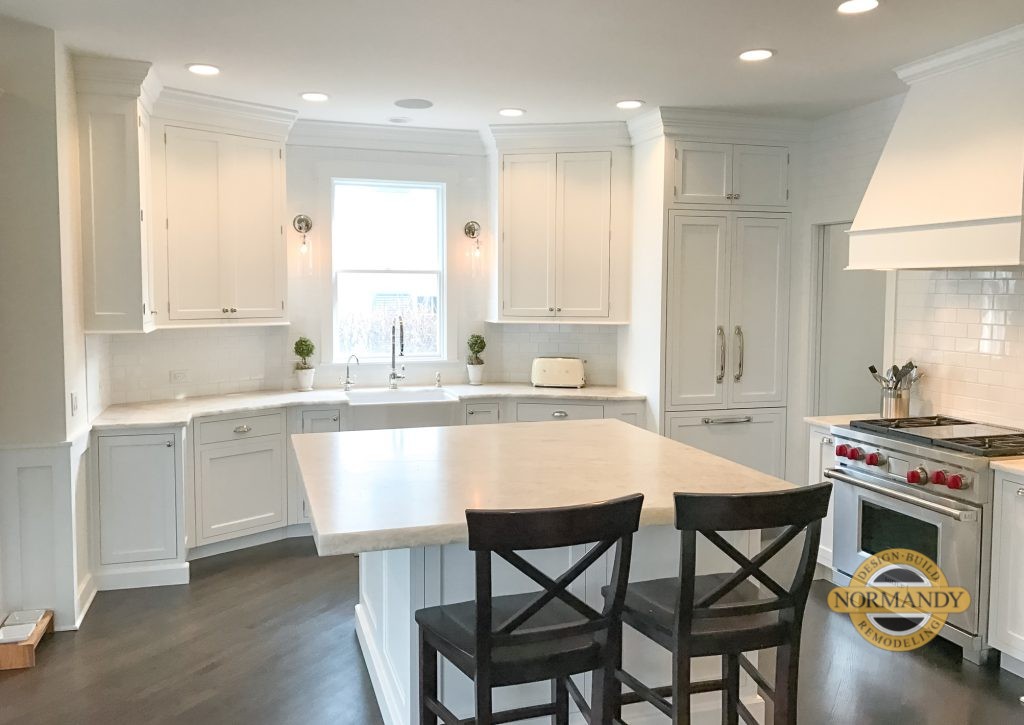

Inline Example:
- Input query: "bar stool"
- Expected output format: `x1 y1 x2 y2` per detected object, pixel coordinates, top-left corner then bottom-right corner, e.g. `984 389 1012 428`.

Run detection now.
415 493 644 725
610 483 832 725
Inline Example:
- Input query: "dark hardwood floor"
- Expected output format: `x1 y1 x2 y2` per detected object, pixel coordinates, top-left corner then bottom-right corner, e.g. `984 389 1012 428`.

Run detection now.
2 538 1022 724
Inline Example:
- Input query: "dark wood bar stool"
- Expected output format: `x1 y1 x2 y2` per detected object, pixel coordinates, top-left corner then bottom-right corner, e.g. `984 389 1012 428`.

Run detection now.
610 483 832 725
415 493 644 725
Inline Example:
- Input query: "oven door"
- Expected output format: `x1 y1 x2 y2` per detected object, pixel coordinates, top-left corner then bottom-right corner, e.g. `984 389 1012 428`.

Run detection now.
826 467 982 636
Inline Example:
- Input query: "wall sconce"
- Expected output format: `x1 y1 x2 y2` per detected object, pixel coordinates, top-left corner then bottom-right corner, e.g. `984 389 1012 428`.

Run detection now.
464 220 481 257
293 214 313 254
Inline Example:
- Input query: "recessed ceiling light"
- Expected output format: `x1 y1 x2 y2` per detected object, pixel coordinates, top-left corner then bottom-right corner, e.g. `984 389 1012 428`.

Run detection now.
498 108 525 118
739 49 775 62
186 63 220 76
301 92 329 102
395 98 433 109
616 100 645 110
837 0 879 14
388 116 412 124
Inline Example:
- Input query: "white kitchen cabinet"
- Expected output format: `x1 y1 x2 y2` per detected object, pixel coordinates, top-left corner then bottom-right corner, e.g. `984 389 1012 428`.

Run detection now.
75 57 158 333
163 126 285 322
516 402 605 422
97 433 178 565
673 141 789 207
665 211 789 410
807 425 837 570
665 409 786 478
988 472 1024 666
295 408 343 523
465 403 500 425
501 151 611 318
195 412 286 544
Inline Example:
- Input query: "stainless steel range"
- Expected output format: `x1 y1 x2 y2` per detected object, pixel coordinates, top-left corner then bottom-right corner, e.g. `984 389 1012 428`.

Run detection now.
823 415 1024 665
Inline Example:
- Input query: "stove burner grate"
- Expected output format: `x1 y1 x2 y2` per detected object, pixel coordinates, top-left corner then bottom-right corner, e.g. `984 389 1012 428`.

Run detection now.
936 434 1024 457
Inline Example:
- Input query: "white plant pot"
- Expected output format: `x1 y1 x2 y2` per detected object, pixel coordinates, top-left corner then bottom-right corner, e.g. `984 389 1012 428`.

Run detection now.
467 364 484 385
295 367 316 391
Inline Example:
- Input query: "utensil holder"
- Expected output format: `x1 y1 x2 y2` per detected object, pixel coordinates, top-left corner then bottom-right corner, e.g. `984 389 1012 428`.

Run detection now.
881 388 910 418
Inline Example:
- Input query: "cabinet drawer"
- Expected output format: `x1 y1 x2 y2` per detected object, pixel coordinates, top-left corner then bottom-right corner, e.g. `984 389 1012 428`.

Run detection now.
516 402 604 422
198 411 284 445
466 403 499 425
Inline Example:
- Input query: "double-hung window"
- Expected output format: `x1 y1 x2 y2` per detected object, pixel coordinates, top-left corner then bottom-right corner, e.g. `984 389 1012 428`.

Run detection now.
332 179 446 361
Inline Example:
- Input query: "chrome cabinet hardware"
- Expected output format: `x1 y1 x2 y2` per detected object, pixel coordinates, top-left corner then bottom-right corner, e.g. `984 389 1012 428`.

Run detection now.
716 326 726 383
556 307 562 312
734 193 741 200
821 436 834 446
233 425 252 434
1017 487 1024 496
734 325 744 381
331 416 339 422
467 410 476 415
222 307 229 313
230 307 237 313
701 415 753 425
824 469 977 521
548 307 554 312
552 410 569 418
165 441 173 447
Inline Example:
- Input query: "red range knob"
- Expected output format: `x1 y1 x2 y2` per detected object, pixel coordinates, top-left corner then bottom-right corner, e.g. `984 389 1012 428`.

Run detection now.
947 474 968 490
865 452 885 466
930 470 948 485
906 468 928 484
835 444 850 458
846 447 864 461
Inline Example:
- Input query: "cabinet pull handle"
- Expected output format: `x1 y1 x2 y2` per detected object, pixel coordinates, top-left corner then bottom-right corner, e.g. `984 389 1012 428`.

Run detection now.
233 425 252 434
702 415 753 425
552 410 569 419
467 410 475 415
716 326 726 383
821 436 833 445
734 325 744 382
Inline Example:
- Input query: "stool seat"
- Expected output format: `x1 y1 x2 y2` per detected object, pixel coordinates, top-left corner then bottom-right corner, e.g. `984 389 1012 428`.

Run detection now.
416 593 604 687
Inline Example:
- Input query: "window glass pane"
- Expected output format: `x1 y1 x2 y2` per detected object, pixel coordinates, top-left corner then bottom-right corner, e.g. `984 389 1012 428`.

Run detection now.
336 272 440 358
333 182 441 270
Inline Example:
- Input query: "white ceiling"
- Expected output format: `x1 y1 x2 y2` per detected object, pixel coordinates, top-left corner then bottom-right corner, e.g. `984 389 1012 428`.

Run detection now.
3 0 1023 129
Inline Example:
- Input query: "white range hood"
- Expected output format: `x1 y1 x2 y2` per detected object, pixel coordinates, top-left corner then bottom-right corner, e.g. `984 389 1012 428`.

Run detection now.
848 25 1024 270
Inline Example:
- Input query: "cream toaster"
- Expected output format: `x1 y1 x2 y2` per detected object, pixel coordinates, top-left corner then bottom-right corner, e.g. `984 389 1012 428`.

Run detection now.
530 357 586 388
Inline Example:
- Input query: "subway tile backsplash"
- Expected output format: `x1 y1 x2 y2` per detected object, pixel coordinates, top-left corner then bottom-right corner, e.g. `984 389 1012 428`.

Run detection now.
895 268 1024 425
485 323 618 386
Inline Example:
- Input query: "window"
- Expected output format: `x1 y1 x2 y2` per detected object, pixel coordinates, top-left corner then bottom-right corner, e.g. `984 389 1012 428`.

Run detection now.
332 179 446 361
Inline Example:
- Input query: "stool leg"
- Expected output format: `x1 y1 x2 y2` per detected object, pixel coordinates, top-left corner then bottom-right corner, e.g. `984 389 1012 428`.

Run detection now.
773 642 800 725
419 630 438 725
475 672 494 725
592 629 621 724
672 648 691 725
552 677 569 725
721 654 739 725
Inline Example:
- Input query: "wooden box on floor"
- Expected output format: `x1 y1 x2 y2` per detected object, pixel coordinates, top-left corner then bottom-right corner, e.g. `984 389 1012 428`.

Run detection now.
0 611 54 670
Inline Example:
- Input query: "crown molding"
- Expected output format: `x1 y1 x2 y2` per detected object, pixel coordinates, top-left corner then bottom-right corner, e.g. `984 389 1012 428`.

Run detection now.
72 55 162 111
487 121 631 152
897 23 1024 85
153 88 297 142
626 109 668 145
656 107 810 143
287 120 486 156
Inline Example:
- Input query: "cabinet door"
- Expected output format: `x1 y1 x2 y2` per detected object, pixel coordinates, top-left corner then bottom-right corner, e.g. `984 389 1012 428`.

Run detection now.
673 141 732 205
665 213 731 408
989 475 1024 658
666 409 785 478
98 434 178 565
807 427 836 568
732 145 789 207
165 126 225 320
197 436 286 543
502 154 557 316
221 136 285 318
297 409 342 522
465 403 499 425
555 151 611 317
728 216 789 407
138 106 155 324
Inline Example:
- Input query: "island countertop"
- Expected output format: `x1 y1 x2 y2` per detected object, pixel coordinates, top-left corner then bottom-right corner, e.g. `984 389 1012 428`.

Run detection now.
292 418 795 556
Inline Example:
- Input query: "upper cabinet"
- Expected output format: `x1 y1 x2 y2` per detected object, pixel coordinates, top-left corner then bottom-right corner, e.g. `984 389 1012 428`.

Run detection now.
163 127 285 321
490 123 630 323
74 57 161 333
673 141 789 208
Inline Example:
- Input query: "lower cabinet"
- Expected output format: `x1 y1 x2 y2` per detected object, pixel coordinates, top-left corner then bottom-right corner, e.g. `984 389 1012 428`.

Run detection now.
989 472 1024 666
516 402 605 422
97 433 179 565
807 425 837 569
465 402 500 425
665 408 785 478
294 408 343 523
195 412 286 545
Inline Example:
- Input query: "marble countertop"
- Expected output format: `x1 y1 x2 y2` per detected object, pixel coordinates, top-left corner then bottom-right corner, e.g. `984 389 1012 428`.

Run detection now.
803 413 878 427
989 458 1024 475
291 418 794 556
90 384 645 430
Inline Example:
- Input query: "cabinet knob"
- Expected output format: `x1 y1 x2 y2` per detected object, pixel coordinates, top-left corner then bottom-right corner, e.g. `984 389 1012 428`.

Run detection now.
555 307 562 312
548 307 554 312
331 416 339 422
1017 487 1024 496
230 307 237 313
222 307 229 313
467 410 475 415
734 193 741 200
165 440 173 447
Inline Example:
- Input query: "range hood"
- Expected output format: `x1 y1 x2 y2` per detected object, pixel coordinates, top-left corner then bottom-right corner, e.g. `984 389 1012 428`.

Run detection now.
848 25 1024 270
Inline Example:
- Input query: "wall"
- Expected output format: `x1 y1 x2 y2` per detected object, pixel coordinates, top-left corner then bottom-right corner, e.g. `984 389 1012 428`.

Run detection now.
484 323 617 385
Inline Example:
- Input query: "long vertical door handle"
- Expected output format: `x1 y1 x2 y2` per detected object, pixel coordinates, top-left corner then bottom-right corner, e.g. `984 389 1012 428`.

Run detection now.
733 325 744 381
716 326 726 383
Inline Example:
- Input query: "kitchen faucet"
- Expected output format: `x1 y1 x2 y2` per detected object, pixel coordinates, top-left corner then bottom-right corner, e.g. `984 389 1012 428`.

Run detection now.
388 316 406 389
343 354 359 391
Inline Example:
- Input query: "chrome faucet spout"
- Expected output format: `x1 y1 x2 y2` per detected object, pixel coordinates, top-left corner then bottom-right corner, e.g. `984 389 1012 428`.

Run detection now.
388 318 406 389
344 354 360 391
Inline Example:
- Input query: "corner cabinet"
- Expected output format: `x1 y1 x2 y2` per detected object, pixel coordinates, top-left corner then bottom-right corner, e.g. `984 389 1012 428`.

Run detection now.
665 211 790 410
160 126 286 322
673 141 789 208
989 472 1024 668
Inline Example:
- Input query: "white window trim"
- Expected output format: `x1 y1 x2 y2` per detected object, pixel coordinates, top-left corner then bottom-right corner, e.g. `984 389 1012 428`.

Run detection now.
329 177 449 363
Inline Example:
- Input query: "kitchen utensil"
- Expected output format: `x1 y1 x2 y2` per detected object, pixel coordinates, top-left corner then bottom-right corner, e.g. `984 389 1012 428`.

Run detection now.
868 365 887 387
881 387 911 417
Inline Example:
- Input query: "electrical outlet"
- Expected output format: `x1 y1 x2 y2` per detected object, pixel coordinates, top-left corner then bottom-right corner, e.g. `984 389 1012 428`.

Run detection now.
169 370 190 384
69 392 78 416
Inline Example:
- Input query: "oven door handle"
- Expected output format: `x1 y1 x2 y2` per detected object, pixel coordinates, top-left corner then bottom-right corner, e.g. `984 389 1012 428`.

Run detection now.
824 469 978 522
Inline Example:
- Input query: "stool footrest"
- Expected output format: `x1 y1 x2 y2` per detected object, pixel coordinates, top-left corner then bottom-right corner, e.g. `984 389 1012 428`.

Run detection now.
738 653 773 701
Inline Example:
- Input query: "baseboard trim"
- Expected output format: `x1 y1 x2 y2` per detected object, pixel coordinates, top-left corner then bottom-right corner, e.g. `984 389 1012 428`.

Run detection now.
1000 652 1024 679
355 602 407 725
187 524 312 560
67 573 98 631
95 561 190 591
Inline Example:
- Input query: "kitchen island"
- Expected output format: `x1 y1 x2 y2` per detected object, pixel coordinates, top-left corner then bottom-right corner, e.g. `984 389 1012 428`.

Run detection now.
292 419 794 725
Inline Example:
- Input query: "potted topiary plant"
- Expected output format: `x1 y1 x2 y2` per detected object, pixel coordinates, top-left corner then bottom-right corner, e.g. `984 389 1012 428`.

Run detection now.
294 336 316 391
466 334 486 385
